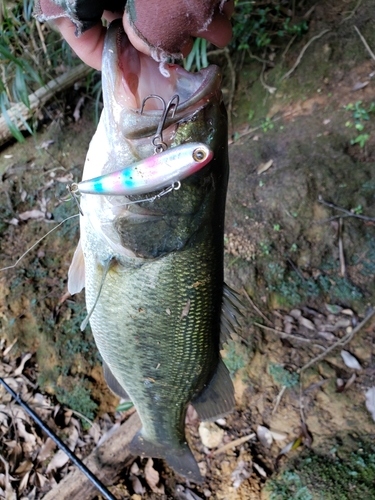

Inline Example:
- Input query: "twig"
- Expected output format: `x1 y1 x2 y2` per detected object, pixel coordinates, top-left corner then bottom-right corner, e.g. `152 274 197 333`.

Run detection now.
281 34 297 60
340 0 362 24
254 322 325 350
0 214 79 272
318 196 375 222
260 62 277 94
281 29 331 81
338 218 346 277
297 307 375 373
354 25 375 62
212 433 256 456
272 385 286 415
242 289 272 326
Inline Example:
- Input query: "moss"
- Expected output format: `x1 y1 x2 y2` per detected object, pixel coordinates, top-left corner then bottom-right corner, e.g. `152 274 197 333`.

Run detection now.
268 363 299 388
56 382 98 423
267 443 375 500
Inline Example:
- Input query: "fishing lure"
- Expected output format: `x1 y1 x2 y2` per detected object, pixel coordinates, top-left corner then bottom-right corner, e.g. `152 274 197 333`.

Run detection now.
76 142 213 196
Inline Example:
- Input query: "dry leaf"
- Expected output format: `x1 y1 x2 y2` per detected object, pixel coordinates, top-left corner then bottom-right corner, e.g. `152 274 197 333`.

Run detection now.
131 476 145 495
257 425 273 448
14 353 32 376
269 429 287 441
257 159 273 175
341 350 362 370
365 387 375 422
299 317 316 330
144 458 165 494
231 460 251 489
18 210 45 221
253 462 267 477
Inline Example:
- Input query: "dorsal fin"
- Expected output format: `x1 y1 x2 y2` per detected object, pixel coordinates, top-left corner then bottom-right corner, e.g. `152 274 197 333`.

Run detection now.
220 283 244 345
68 239 85 295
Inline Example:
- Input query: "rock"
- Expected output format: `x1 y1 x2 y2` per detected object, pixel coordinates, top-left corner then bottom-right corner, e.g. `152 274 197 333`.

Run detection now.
199 422 225 449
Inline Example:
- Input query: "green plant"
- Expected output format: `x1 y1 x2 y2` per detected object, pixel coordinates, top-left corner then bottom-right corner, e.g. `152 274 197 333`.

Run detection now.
344 101 374 148
269 363 299 388
0 0 82 141
184 37 208 72
230 1 309 52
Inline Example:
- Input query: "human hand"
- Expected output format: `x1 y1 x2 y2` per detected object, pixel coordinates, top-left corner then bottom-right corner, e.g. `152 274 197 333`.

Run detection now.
35 0 233 71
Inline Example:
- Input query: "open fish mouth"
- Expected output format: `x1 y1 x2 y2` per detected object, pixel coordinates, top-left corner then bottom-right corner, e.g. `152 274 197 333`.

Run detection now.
103 20 223 141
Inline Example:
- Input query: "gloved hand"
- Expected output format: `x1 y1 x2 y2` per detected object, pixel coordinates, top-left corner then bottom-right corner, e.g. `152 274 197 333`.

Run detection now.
34 0 233 70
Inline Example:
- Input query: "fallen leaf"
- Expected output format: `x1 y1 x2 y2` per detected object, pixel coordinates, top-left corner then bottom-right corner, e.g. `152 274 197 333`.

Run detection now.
13 353 32 376
253 462 267 477
341 350 362 370
144 458 165 494
299 317 316 330
257 425 273 448
18 210 45 221
131 476 145 495
269 429 287 441
352 81 369 91
257 159 273 175
365 387 375 421
231 460 251 489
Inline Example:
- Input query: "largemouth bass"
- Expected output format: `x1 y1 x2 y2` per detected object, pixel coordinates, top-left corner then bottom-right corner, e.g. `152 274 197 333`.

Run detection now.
68 21 240 483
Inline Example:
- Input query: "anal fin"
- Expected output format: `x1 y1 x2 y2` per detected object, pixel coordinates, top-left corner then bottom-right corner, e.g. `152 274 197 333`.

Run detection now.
103 361 130 400
192 357 235 422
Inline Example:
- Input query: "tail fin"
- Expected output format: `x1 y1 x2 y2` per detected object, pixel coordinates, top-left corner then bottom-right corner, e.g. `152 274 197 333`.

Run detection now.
130 432 202 483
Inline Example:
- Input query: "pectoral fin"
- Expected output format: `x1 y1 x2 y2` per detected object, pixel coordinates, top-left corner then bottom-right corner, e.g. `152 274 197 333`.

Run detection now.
192 358 235 422
68 239 85 295
102 361 130 400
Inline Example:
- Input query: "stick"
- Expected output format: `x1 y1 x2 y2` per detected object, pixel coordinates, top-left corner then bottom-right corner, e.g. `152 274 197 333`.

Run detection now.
338 218 346 277
0 214 79 272
354 25 375 62
242 289 273 326
212 433 255 456
281 29 331 81
297 308 375 373
340 0 362 24
0 64 92 146
318 196 375 222
254 322 325 350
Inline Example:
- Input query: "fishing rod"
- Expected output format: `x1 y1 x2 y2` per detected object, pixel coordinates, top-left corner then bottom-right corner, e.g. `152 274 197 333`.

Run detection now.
0 377 116 500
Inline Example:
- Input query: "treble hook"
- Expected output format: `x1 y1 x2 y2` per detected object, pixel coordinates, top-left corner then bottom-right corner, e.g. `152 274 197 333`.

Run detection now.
140 94 180 154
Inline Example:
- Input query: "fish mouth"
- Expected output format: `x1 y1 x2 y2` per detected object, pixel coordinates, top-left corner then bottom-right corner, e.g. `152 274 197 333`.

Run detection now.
102 20 223 140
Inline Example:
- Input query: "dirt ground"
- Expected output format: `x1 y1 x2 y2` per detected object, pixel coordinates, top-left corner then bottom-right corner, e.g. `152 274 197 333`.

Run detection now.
1 1 375 499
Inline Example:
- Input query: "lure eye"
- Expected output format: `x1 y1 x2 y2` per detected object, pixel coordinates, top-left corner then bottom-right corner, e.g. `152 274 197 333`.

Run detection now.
193 147 208 162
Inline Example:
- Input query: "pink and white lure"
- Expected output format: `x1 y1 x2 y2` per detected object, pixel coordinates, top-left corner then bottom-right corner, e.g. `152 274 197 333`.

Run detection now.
77 142 213 196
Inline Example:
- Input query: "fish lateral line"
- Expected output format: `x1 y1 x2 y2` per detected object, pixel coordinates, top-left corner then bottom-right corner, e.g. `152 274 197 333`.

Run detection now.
75 142 213 197
0 214 79 272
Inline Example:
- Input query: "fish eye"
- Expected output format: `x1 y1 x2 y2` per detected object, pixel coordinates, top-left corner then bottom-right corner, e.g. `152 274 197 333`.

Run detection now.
193 148 207 162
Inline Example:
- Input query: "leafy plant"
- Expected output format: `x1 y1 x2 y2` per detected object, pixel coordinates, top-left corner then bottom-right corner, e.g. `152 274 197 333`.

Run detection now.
269 363 299 388
344 101 374 148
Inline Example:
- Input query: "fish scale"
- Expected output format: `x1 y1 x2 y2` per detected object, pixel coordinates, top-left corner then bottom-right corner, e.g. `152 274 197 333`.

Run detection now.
69 20 237 483
83 233 222 446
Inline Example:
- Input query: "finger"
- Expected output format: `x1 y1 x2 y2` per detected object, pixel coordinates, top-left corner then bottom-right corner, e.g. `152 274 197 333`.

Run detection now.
195 9 232 48
55 18 105 70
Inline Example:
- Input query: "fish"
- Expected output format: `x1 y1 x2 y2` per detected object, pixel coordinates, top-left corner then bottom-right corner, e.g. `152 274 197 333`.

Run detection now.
68 20 241 483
